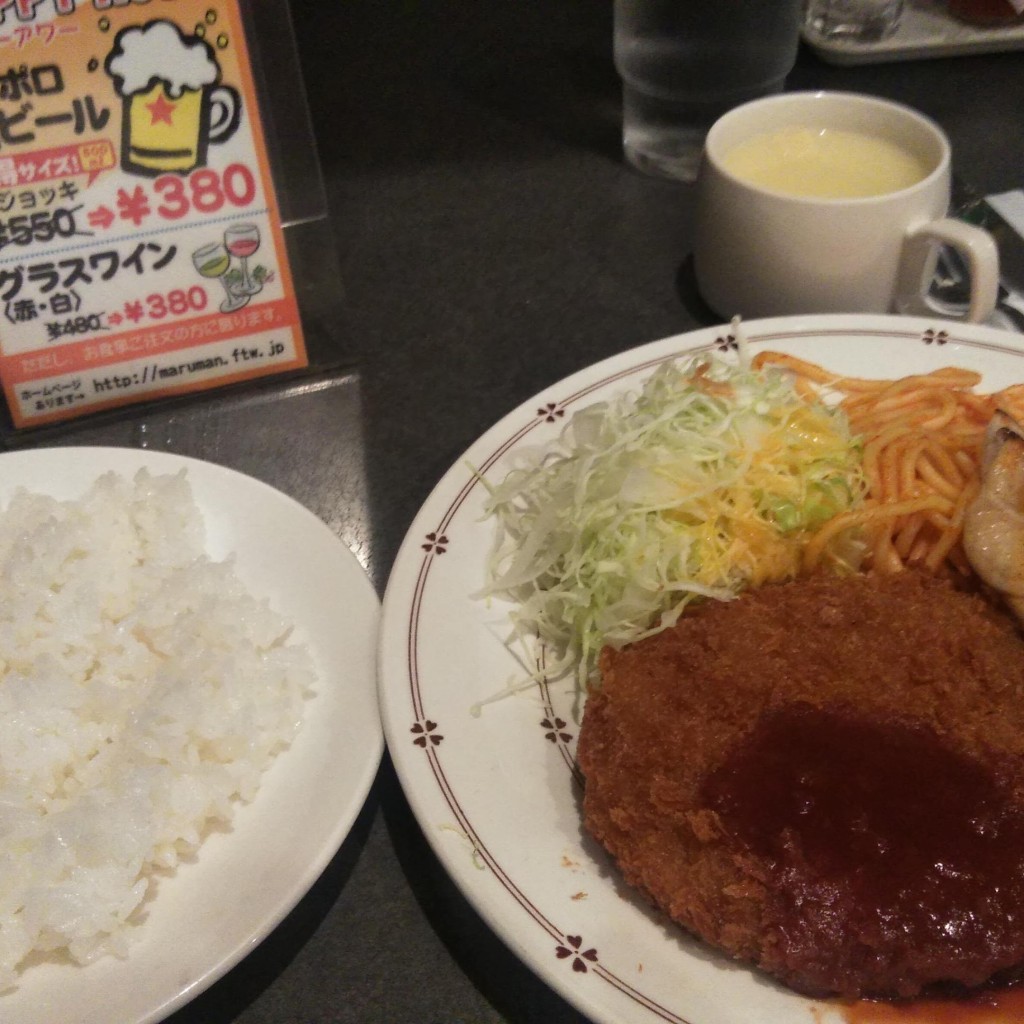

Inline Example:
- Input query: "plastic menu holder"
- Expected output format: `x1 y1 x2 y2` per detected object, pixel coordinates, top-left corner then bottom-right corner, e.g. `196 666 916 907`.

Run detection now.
0 0 346 440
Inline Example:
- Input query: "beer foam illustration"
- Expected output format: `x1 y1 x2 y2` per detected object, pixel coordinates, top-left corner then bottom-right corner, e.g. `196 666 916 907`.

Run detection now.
107 20 219 99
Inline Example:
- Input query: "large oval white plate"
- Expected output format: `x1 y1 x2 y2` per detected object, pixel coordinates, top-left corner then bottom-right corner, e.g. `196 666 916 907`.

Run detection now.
379 314 1024 1024
0 446 382 1024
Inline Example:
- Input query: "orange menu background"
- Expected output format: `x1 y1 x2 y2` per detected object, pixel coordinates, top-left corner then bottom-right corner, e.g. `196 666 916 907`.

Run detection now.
0 0 306 428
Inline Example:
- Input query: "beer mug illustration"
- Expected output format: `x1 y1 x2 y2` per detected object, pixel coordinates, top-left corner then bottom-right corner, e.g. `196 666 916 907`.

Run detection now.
105 20 241 177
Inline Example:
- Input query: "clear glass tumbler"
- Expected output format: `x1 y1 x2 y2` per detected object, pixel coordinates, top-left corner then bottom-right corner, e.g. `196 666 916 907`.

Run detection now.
614 0 803 183
803 0 905 42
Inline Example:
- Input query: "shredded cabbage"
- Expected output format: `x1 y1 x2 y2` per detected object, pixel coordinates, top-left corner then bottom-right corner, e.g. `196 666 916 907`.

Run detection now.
478 354 865 690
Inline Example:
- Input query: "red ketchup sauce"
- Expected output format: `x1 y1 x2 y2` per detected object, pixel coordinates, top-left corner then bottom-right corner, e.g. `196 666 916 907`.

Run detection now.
703 703 1024 1000
833 985 1024 1023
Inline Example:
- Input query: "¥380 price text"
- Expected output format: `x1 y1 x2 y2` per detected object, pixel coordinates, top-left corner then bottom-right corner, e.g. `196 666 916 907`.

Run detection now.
45 288 210 338
107 287 209 324
154 165 257 219
88 164 259 229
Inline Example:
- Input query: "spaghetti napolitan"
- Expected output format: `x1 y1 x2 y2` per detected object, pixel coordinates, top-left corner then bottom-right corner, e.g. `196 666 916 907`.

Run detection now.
752 350 1013 578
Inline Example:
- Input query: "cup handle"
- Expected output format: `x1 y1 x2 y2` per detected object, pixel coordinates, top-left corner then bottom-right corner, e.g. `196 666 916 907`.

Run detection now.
895 218 999 323
208 85 241 146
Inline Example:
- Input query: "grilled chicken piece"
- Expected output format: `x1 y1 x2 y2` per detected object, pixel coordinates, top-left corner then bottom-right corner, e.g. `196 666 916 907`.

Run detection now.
964 410 1024 622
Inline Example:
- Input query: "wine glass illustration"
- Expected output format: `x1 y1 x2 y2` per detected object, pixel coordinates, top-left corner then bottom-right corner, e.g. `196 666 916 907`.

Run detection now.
224 222 262 296
193 241 248 312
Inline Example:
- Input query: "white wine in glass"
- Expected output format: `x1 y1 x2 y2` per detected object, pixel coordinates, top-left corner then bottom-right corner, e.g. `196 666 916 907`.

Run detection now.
192 241 248 312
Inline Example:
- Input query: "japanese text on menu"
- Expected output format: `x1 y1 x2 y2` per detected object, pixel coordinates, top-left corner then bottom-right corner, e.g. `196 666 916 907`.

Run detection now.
0 0 307 428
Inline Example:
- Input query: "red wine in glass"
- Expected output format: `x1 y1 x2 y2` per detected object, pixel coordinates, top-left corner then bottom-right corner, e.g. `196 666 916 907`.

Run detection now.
224 223 262 295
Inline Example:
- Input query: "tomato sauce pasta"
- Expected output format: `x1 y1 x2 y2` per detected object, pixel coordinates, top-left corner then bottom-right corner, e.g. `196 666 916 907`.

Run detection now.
752 350 1019 578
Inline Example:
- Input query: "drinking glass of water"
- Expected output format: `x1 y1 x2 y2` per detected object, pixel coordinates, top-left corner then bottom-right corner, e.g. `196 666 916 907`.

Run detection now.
613 0 802 183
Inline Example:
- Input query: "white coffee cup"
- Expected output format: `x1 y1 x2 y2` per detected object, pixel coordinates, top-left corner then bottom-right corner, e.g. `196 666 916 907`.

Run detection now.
693 91 999 321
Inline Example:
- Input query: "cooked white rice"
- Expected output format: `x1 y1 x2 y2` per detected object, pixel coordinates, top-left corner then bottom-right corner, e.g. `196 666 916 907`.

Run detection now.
0 468 314 989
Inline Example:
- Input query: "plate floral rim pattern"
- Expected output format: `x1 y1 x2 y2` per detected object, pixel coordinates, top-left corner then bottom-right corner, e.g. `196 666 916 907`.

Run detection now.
381 315 1024 1024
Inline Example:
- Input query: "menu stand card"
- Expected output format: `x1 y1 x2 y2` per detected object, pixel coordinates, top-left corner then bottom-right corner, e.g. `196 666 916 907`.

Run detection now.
0 0 341 437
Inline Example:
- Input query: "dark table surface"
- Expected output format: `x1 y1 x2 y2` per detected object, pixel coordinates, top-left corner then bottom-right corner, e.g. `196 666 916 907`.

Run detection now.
11 2 1024 1022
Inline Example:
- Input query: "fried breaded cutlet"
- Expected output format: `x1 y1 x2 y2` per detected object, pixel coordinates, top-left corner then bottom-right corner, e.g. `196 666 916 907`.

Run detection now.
577 571 1024 999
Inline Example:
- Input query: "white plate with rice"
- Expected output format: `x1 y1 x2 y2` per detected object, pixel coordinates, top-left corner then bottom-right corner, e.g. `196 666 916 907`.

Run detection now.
0 446 382 1024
